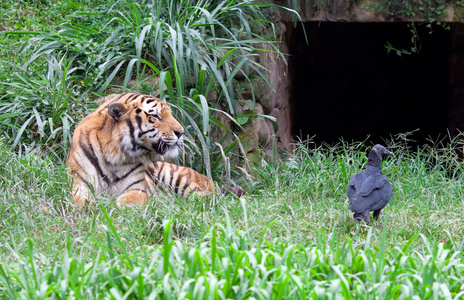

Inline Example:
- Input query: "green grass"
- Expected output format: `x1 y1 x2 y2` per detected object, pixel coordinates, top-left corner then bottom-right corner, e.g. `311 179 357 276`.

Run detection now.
0 138 464 298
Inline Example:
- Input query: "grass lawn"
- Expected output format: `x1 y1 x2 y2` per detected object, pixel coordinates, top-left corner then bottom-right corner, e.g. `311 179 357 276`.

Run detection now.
0 139 463 298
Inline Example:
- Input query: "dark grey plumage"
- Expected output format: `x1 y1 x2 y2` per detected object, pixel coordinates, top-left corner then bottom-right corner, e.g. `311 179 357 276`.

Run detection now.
347 144 393 223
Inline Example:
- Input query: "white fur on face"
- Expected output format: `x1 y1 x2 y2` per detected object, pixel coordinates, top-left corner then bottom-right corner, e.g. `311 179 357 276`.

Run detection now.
142 101 161 116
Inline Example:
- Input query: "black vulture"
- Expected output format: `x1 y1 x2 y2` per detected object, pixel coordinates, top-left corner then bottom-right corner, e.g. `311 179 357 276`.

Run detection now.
347 144 393 223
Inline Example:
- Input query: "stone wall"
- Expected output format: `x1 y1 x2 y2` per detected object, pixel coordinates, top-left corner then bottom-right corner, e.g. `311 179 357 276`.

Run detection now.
278 0 464 23
211 10 294 164
212 37 292 164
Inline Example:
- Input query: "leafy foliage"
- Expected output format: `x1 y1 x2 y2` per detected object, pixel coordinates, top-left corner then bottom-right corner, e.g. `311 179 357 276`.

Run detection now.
0 0 292 175
365 0 464 56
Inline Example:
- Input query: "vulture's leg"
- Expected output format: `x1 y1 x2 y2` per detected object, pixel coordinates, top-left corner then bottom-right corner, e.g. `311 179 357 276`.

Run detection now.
362 210 371 224
373 209 382 220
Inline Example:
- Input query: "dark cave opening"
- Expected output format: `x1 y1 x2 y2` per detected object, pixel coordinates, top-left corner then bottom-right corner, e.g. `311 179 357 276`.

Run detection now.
287 22 453 147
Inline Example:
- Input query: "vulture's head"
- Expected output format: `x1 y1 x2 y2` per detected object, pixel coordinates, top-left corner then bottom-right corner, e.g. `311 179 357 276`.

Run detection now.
372 144 393 161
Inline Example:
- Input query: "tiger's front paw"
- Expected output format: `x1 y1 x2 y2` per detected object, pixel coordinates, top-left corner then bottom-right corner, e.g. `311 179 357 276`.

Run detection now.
71 186 91 208
115 190 148 207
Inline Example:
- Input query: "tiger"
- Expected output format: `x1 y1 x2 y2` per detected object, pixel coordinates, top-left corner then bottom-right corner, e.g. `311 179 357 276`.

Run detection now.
66 92 216 207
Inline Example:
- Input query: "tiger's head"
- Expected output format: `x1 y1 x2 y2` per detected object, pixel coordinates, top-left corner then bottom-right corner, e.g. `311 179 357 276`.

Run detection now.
106 93 184 159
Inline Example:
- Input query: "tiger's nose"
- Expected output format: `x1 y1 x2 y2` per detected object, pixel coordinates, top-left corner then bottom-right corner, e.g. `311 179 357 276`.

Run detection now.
174 130 184 138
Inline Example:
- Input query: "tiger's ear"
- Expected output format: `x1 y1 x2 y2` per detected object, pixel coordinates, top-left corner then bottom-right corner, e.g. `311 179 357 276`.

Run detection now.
108 103 127 121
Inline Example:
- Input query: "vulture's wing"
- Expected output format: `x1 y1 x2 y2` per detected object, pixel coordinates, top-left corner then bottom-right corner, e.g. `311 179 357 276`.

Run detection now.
359 174 388 197
349 174 389 213
370 180 392 211
347 173 363 200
